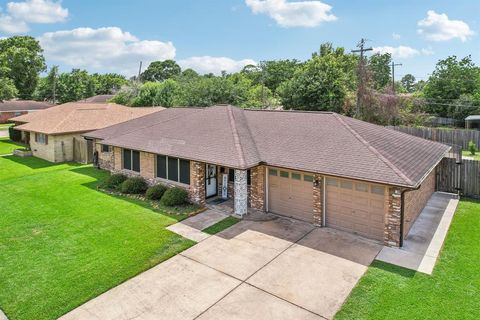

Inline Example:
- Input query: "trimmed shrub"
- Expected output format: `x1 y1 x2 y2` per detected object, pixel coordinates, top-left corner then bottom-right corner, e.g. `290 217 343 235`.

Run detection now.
160 187 189 206
146 184 168 200
103 173 127 190
468 140 477 156
120 177 148 194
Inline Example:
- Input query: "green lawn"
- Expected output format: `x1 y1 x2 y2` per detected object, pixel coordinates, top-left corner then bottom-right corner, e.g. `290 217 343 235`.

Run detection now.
462 150 480 160
202 216 240 235
0 137 25 155
0 154 196 320
335 199 480 320
0 123 14 130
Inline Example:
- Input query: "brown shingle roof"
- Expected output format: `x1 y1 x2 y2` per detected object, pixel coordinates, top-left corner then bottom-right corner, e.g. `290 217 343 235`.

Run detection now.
12 102 162 135
86 105 450 188
0 100 52 112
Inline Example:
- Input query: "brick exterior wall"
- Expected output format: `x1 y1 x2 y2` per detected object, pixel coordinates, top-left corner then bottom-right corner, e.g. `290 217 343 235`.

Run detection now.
250 165 265 211
312 174 323 226
190 161 206 205
95 143 114 170
140 152 155 179
0 111 26 123
384 187 402 246
403 168 436 237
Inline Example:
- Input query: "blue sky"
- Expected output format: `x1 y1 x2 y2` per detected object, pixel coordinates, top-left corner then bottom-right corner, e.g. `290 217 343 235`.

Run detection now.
0 0 479 80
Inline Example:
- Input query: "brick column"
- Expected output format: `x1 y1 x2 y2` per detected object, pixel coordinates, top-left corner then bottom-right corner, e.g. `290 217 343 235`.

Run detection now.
189 161 206 205
384 187 402 246
250 165 265 211
234 169 248 216
313 174 323 226
114 147 122 171
140 152 155 179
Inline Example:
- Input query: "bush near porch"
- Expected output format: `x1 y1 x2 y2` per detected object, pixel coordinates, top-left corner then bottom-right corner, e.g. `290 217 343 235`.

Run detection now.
335 199 480 320
0 152 197 320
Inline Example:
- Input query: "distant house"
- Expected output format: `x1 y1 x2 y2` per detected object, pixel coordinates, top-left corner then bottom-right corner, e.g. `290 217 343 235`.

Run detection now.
85 105 450 246
465 115 480 130
80 95 115 103
0 100 52 124
11 102 162 163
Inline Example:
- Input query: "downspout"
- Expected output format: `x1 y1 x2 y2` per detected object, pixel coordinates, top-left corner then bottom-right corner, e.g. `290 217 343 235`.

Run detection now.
322 176 326 227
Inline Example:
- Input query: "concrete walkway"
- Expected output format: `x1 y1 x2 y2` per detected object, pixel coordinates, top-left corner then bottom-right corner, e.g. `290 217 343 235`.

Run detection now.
166 208 229 242
377 192 459 274
60 215 382 320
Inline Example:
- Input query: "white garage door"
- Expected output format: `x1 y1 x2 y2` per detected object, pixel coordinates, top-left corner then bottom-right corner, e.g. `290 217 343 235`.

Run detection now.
268 168 314 222
326 177 387 241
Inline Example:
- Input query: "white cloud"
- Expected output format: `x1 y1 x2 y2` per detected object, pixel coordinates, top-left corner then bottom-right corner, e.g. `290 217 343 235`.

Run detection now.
178 56 256 75
392 33 401 40
245 0 336 27
38 27 176 76
373 46 420 59
0 0 68 33
417 10 474 42
421 47 435 55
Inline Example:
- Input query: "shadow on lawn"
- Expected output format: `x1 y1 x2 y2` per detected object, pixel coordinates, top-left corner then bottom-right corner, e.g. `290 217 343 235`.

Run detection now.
70 166 192 222
371 260 417 278
2 155 81 169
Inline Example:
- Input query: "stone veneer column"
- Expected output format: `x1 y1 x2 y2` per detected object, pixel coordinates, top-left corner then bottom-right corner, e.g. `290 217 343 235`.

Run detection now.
140 152 155 179
189 161 206 205
384 187 402 246
234 169 248 216
313 174 323 226
113 147 122 171
250 165 265 211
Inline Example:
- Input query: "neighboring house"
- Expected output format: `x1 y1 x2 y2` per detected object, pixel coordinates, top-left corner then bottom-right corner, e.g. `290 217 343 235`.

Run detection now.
85 105 450 247
465 115 480 130
0 100 52 123
11 102 161 163
80 95 115 103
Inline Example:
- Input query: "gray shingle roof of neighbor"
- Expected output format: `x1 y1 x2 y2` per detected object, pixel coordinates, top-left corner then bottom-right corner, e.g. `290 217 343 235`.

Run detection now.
85 105 450 188
0 100 52 112
465 115 480 121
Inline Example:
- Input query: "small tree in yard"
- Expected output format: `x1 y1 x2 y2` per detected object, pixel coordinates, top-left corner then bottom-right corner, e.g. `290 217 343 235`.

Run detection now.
468 141 477 155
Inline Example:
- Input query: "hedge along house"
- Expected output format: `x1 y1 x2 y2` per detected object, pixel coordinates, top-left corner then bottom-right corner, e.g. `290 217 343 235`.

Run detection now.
85 105 450 247
11 102 161 163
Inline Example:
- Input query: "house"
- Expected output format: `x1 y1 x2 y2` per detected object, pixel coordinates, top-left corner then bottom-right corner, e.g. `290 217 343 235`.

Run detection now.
0 100 52 123
11 102 161 163
84 105 450 247
465 115 480 130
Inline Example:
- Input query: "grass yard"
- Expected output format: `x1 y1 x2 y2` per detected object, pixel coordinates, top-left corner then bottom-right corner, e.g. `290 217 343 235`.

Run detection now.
202 216 240 235
462 150 480 160
0 154 196 320
0 123 14 130
335 199 480 320
0 137 25 155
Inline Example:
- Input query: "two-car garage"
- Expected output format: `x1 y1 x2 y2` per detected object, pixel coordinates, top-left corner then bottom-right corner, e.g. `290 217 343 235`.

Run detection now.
267 167 387 242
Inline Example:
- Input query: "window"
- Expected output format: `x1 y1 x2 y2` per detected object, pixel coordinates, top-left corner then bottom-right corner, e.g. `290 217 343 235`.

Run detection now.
326 178 338 186
14 112 22 116
304 175 314 182
355 183 368 192
280 171 289 178
123 149 140 172
101 144 110 152
247 169 251 185
340 180 353 189
371 185 385 195
229 169 235 182
268 168 278 176
35 133 48 145
156 155 190 185
292 172 301 180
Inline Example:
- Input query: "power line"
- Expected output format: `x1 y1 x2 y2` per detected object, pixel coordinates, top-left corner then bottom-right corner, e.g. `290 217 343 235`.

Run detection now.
391 61 402 94
351 38 372 117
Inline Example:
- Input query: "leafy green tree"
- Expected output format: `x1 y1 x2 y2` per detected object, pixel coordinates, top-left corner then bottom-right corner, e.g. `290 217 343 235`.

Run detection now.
0 77 18 101
0 36 46 99
33 66 58 102
262 60 302 93
56 69 96 103
278 44 357 112
368 53 392 90
142 60 181 82
155 79 181 107
180 68 199 79
91 73 128 94
401 74 416 93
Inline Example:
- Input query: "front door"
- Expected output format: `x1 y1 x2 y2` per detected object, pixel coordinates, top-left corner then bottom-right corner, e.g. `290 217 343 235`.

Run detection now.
206 164 217 197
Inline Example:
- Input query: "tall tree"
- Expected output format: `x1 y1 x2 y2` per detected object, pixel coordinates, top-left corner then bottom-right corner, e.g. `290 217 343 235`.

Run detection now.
368 53 392 90
56 69 96 103
0 36 46 99
141 60 181 82
0 77 18 101
401 74 416 93
91 73 128 94
33 66 59 103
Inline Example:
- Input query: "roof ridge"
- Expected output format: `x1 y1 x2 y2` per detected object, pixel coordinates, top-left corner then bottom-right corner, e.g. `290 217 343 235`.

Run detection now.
333 113 414 186
227 106 247 168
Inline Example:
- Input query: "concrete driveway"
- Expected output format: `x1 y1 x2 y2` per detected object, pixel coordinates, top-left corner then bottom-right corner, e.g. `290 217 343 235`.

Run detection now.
60 216 382 320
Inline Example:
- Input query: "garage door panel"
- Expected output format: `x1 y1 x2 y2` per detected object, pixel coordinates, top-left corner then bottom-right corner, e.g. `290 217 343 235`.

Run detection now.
268 168 314 222
326 180 387 242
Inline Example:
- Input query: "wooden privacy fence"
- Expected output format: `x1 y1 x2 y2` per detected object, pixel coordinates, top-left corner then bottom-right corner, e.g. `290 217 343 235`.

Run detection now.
436 158 480 198
387 126 480 149
73 138 93 164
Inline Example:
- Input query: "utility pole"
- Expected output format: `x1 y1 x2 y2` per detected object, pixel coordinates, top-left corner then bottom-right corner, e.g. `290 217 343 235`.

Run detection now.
351 38 372 118
391 61 402 94
137 61 143 82
52 67 57 105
